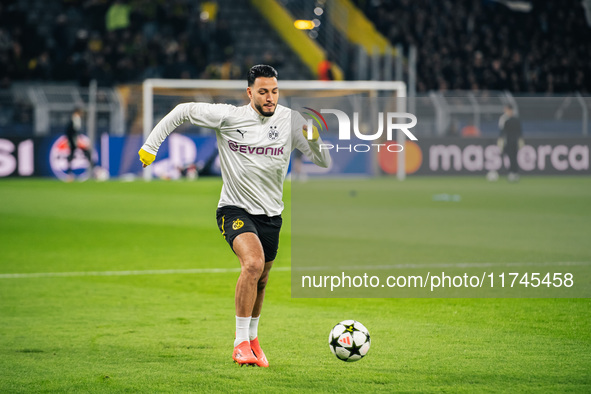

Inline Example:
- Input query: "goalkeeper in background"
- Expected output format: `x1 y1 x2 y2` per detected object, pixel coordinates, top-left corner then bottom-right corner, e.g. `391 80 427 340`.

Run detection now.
498 105 524 182
138 65 331 367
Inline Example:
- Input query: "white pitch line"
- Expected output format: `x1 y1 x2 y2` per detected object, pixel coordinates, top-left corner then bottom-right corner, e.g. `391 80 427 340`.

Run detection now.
0 262 588 279
0 267 289 279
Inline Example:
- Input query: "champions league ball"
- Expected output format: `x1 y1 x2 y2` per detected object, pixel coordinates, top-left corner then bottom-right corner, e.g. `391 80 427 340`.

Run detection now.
328 320 371 362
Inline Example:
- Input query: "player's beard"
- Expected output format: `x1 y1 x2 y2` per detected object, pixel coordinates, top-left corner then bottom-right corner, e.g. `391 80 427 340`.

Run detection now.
255 102 276 117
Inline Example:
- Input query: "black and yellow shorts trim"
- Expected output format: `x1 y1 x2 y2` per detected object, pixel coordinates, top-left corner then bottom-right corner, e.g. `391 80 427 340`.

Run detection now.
216 205 283 262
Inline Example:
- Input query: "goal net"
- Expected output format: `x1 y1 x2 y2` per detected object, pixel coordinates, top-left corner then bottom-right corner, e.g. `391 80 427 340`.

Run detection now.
141 79 407 180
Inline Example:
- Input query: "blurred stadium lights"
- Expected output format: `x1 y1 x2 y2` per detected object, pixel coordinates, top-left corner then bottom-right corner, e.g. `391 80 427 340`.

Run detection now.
200 11 210 22
294 20 315 30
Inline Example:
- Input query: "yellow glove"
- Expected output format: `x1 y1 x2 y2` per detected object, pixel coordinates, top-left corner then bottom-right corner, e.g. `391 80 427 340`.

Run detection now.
138 148 156 166
303 125 320 142
518 138 525 150
497 138 504 151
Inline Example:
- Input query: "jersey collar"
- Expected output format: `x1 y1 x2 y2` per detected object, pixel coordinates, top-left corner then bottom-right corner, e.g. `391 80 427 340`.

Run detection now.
248 103 274 123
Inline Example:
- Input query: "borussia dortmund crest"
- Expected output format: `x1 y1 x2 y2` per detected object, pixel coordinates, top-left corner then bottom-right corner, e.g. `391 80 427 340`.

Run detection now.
268 125 279 140
232 219 244 230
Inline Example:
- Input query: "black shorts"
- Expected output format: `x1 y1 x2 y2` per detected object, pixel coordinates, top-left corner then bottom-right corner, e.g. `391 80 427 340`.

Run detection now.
216 205 283 262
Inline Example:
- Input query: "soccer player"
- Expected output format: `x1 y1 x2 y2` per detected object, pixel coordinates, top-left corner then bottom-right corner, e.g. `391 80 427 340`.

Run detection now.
498 105 524 182
138 65 331 367
65 107 93 181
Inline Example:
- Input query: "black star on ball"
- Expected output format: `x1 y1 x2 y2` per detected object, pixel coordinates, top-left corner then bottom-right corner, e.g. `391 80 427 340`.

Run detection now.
330 334 341 350
348 340 363 357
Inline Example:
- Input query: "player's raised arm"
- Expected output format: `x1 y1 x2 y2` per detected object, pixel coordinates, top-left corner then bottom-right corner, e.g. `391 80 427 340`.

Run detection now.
291 111 332 169
139 103 229 167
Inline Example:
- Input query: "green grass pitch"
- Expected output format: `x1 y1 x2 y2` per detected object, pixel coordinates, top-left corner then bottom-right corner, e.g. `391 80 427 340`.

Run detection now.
0 176 590 392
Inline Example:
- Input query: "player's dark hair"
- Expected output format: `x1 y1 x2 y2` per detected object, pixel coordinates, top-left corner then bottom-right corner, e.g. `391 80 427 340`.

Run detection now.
247 65 278 86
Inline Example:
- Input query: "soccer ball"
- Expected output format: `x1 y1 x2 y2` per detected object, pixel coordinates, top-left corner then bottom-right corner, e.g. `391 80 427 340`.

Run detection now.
328 320 371 362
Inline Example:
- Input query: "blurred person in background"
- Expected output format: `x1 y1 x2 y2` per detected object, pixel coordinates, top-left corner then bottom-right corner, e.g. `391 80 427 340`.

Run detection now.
317 55 335 81
105 0 131 33
65 107 93 181
498 105 524 182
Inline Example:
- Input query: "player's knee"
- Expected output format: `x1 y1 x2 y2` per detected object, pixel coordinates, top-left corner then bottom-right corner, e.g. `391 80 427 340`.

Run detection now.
242 257 264 280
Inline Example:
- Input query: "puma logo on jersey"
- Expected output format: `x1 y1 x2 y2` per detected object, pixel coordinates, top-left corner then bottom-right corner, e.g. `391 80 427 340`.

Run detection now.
235 129 247 138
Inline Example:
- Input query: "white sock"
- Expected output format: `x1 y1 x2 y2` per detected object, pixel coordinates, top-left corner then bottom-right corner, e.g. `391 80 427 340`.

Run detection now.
235 316 251 347
249 316 260 340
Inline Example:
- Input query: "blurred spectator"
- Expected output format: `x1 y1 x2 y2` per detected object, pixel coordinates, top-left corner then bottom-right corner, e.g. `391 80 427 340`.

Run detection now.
9 43 28 80
29 51 52 80
163 50 197 79
106 0 131 32
220 56 242 80
213 20 233 60
262 50 284 72
318 56 335 81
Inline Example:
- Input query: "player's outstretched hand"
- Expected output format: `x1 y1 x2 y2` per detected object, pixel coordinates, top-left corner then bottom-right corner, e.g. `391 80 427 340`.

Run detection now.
303 124 319 142
138 148 156 168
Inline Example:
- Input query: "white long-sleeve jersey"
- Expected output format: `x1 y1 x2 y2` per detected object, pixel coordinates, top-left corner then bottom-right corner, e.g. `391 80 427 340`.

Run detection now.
141 102 331 216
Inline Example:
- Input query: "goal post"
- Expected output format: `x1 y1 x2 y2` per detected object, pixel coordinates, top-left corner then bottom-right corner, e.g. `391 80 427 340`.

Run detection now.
142 79 407 181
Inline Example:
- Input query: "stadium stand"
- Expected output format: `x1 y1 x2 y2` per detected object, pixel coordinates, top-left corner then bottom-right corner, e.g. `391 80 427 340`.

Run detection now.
354 0 591 93
1 0 588 92
0 0 310 88
0 0 589 138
